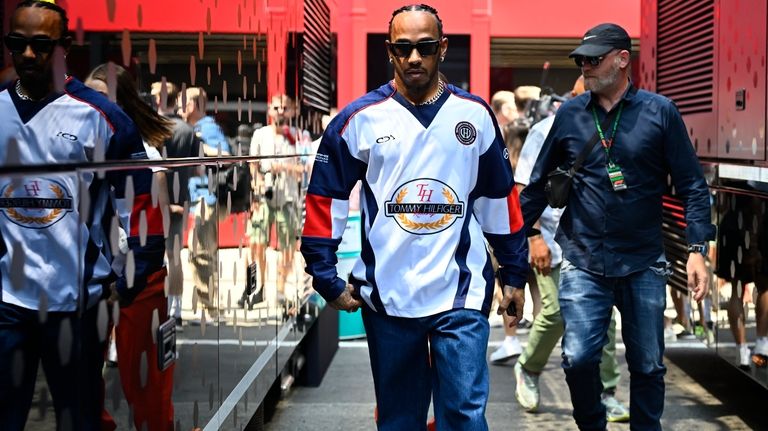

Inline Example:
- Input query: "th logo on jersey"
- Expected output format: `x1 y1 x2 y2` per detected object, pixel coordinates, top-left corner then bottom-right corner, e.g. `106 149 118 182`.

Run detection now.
0 179 74 229
384 178 465 235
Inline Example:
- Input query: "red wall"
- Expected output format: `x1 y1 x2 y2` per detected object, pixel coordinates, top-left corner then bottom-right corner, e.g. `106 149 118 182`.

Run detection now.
37 0 639 106
58 0 639 37
329 0 639 37
330 0 639 104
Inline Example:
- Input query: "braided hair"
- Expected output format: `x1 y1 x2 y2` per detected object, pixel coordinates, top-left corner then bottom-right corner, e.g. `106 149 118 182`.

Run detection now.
15 0 69 38
389 4 443 38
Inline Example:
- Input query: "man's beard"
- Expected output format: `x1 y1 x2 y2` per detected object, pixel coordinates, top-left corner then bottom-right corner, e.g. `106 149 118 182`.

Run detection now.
16 64 50 89
397 67 437 95
585 59 620 94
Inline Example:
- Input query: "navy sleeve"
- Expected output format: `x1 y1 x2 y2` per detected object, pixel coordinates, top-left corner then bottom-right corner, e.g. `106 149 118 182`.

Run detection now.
104 120 166 304
473 114 515 199
662 101 716 244
474 111 529 289
300 114 366 302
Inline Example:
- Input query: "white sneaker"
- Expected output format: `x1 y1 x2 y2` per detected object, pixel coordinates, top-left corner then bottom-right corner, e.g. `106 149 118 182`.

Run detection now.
663 326 677 342
168 295 182 319
602 393 630 422
490 336 522 363
106 338 118 367
738 344 751 370
514 362 540 412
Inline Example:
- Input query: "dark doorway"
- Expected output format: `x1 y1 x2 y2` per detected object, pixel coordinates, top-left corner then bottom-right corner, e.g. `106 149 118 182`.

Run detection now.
366 33 470 93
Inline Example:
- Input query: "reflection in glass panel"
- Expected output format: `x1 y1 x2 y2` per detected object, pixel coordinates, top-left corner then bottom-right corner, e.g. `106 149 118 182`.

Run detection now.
712 188 768 386
662 191 715 346
4 0 331 427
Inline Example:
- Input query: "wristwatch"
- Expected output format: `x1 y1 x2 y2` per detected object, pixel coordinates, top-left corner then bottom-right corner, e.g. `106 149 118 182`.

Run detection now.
687 242 708 256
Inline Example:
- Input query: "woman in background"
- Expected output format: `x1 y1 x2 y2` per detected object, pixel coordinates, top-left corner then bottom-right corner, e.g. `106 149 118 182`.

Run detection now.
86 62 175 431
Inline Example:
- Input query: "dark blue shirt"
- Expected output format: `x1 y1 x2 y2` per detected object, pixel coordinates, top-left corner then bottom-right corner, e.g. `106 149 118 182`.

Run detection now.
520 83 716 277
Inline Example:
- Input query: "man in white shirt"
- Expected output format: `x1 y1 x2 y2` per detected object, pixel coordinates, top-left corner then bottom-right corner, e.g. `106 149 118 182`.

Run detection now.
247 94 306 303
0 2 164 429
300 5 528 429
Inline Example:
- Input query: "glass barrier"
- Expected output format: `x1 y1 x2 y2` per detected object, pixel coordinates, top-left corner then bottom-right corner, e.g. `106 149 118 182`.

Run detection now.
2 0 337 428
0 153 316 430
710 185 768 387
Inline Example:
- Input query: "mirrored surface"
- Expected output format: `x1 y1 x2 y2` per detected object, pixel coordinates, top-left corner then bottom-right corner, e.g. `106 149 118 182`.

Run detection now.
711 185 768 387
1 156 314 430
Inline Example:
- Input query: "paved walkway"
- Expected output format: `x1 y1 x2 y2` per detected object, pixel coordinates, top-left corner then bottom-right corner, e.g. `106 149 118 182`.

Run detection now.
265 327 767 431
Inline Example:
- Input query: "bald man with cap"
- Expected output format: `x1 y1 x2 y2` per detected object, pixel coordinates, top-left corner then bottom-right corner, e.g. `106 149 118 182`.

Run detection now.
513 75 629 424
520 23 714 430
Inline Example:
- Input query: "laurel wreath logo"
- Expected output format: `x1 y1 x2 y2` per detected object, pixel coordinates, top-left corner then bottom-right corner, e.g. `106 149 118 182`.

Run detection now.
395 187 455 230
5 184 65 225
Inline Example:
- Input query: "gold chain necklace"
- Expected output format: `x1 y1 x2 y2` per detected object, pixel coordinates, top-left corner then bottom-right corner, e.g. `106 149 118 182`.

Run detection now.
417 80 445 106
15 76 68 101
15 80 36 101
393 79 446 106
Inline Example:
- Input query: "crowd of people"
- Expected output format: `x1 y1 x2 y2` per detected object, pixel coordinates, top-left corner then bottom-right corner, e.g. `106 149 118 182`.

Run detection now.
2 1 759 431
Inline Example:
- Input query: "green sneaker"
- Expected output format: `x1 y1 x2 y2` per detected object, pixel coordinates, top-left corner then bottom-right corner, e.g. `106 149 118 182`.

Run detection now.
601 393 630 423
514 362 540 412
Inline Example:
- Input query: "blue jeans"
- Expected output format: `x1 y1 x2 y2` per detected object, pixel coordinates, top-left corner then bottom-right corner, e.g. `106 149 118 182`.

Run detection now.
361 306 490 431
559 259 667 431
0 301 105 431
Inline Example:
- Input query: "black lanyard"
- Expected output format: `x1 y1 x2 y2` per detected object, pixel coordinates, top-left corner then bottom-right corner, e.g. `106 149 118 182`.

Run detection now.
591 102 624 164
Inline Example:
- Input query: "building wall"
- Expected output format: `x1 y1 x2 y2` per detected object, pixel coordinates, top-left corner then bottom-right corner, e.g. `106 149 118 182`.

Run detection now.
328 0 639 104
47 0 640 106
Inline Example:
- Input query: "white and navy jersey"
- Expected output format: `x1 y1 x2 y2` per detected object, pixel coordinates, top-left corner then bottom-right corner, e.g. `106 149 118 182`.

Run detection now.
0 77 165 311
301 82 528 317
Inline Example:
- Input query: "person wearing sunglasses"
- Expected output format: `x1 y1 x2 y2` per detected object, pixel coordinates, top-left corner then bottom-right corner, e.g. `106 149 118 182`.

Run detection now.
3 0 70 102
0 2 166 431
301 4 528 430
513 76 630 423
245 94 307 311
520 23 715 431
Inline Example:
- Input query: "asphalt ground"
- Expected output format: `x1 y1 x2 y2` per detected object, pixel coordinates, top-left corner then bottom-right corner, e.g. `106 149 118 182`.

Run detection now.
264 326 768 431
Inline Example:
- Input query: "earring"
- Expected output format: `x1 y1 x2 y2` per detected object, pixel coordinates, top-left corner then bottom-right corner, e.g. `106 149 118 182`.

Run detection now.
389 57 393 63
440 57 445 62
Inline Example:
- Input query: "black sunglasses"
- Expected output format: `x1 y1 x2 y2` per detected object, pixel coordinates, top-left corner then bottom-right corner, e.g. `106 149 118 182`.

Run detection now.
573 49 622 68
387 39 440 58
573 55 607 68
4 34 61 54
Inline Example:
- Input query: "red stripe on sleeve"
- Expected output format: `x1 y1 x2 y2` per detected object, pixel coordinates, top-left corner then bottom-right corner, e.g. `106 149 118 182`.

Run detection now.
506 187 524 232
129 194 165 236
303 193 334 238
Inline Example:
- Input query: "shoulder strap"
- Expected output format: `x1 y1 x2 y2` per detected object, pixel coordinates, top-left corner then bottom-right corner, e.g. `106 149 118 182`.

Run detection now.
570 104 621 173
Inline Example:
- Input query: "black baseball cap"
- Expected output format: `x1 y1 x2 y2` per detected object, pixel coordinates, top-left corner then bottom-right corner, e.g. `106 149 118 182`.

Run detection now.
569 23 632 58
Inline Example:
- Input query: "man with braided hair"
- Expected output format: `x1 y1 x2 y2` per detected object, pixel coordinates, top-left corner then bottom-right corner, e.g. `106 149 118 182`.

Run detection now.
301 4 528 429
0 1 165 429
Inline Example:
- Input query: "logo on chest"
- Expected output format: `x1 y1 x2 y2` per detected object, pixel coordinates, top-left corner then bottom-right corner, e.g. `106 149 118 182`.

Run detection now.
0 179 74 229
376 134 395 144
384 178 465 235
56 131 79 142
455 121 477 145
